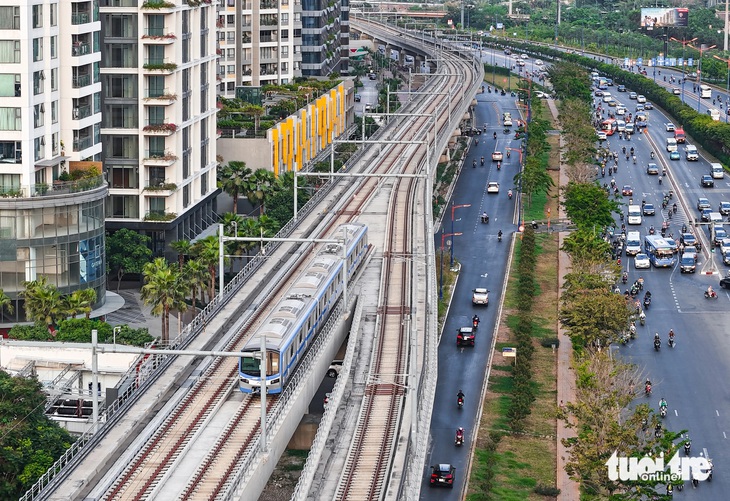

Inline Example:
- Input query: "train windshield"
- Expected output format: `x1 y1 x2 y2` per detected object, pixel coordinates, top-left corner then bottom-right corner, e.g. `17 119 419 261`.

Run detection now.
240 354 260 374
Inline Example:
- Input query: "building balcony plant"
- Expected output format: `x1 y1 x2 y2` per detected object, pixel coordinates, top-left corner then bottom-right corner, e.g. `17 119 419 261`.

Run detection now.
143 62 178 72
143 152 178 165
141 0 175 9
143 92 177 104
144 211 177 222
143 182 178 192
143 123 178 133
141 33 177 44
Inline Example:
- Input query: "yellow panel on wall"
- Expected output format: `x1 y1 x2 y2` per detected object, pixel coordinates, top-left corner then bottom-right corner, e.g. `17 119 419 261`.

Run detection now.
271 128 280 177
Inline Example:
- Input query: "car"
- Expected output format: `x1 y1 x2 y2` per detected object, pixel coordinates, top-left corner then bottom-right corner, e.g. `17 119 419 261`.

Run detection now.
618 85 627 92
535 59 543 65
457 326 475 346
635 253 650 269
713 225 728 246
673 88 681 95
504 48 511 55
680 252 697 273
669 150 681 161
637 94 647 103
535 91 549 99
643 203 655 216
503 117 513 126
596 130 607 141
607 99 617 107
644 102 654 110
646 163 659 175
622 185 633 196
697 197 711 211
616 106 626 116
720 238 730 254
472 287 489 306
602 93 613 103
721 201 730 215
430 464 456 488
487 182 500 193
368 73 377 80
629 92 637 99
520 53 528 60
326 360 343 378
492 151 503 162
685 145 699 161
516 60 525 67
724 251 730 266
365 103 373 112
721 273 730 288
701 208 713 222
594 89 604 97
702 175 715 188
681 233 697 247
665 123 676 132
354 94 361 102
636 104 645 112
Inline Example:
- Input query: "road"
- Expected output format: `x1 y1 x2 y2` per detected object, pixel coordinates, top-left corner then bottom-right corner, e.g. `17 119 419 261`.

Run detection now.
594 86 730 497
421 88 519 498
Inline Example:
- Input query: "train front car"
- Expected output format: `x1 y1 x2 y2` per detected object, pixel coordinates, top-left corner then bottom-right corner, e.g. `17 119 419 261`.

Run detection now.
239 223 368 394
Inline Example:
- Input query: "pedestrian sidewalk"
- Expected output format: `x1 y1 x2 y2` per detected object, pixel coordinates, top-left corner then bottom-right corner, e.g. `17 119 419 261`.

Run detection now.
545 97 581 501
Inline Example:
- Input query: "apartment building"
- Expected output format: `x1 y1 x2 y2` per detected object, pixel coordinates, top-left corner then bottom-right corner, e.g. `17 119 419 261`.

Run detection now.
0 0 107 319
101 0 218 256
216 0 303 97
301 0 342 77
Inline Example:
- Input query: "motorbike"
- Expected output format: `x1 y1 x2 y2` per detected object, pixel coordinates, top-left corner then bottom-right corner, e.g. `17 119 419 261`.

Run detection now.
622 272 628 284
705 290 719 299
457 395 464 409
673 203 677 214
473 160 476 168
654 338 661 351
629 324 637 339
660 406 667 418
498 231 503 242
481 214 489 224
684 441 691 456
650 151 655 159
639 312 646 326
493 132 497 140
472 318 479 329
669 336 675 348
649 226 656 235
455 432 464 446
497 162 501 170
645 384 652 396
480 157 484 166
508 191 513 200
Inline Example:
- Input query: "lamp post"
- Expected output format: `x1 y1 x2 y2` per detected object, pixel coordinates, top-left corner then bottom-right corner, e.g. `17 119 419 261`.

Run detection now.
450 202 471 267
688 42 717 112
439 230 461 299
670 37 697 105
713 54 730 122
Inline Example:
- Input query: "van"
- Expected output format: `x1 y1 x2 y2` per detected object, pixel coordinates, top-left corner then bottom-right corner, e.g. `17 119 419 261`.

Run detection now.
708 108 721 121
626 231 642 255
616 120 626 132
627 205 642 225
624 123 635 134
674 128 686 143
709 212 724 224
711 162 724 179
685 145 699 161
679 253 696 273
666 137 678 152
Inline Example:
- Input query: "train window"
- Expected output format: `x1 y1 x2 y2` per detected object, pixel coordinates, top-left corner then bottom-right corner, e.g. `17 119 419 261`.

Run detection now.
267 352 279 375
240 355 260 373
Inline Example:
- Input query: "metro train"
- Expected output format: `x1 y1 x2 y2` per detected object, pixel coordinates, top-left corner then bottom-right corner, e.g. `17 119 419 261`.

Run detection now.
239 223 368 394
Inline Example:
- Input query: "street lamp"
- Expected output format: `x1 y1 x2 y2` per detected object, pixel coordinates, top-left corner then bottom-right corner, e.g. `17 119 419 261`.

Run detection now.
670 37 697 105
688 42 717 112
450 202 471 267
713 54 730 122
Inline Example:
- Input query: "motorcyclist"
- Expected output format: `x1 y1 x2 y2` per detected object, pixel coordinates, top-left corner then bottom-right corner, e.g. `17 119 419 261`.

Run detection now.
673 202 677 213
668 329 675 341
708 285 716 297
473 159 476 168
456 427 464 440
655 423 662 437
650 151 655 159
508 189 513 199
472 314 480 326
457 390 465 404
498 230 503 241
497 161 501 170
630 147 635 156
480 156 484 165
629 322 636 337
506 150 511 158
482 212 488 223
493 131 497 140
659 397 668 410
649 225 655 234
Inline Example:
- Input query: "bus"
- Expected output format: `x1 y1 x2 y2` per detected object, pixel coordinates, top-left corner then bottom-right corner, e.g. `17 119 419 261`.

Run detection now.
601 118 618 136
700 84 712 99
644 235 676 268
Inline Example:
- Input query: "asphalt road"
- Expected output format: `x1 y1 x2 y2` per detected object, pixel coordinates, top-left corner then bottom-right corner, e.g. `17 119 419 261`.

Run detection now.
421 89 519 498
593 88 730 497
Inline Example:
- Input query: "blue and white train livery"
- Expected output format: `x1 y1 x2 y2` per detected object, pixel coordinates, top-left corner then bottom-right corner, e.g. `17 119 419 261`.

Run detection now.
239 223 368 394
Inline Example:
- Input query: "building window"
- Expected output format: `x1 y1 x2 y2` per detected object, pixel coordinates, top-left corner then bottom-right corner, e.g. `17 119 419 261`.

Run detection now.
50 4 57 26
200 88 207 113
0 75 20 97
34 103 45 128
104 14 137 37
102 105 138 128
183 151 190 178
148 106 165 125
0 108 21 131
147 15 164 36
51 68 57 91
51 101 58 123
33 38 43 62
200 142 207 167
182 10 189 34
201 171 207 195
146 75 164 97
108 195 139 218
200 33 207 58
108 136 138 159
105 44 137 67
32 4 43 29
104 74 138 98
149 196 165 214
50 36 57 59
33 71 44 95
0 41 21 63
182 38 189 64
148 136 165 156
0 7 20 29
200 7 207 30
94 92 101 114
34 137 45 161
183 95 190 121
226 32 234 42
281 13 289 24
183 185 190 208
227 48 235 60
108 165 138 189
227 65 234 74
282 46 288 57
52 132 58 155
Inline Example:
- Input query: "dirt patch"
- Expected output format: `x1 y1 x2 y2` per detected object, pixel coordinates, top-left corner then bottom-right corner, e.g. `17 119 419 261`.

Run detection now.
259 450 308 501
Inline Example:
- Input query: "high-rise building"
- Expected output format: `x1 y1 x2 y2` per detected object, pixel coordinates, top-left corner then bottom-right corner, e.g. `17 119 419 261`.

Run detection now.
101 0 218 256
0 0 107 319
301 0 342 77
216 0 302 98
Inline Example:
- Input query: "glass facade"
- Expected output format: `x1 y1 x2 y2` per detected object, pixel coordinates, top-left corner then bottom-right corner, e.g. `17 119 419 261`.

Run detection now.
0 194 106 316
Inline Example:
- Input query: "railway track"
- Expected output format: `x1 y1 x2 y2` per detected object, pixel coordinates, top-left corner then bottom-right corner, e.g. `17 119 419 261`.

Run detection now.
93 25 479 501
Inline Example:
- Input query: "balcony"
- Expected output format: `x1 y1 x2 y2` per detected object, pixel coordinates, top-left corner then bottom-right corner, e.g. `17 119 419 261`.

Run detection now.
72 42 92 57
141 30 177 44
140 0 176 10
72 104 92 120
71 13 91 25
143 60 177 74
144 211 177 222
143 89 177 105
72 74 92 88
143 151 178 166
0 176 105 200
73 136 94 152
142 122 177 136
143 181 177 195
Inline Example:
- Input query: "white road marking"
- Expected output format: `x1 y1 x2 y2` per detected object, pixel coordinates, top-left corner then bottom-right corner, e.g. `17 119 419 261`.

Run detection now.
481 273 488 278
675 409 679 417
724 432 727 439
717 410 720 417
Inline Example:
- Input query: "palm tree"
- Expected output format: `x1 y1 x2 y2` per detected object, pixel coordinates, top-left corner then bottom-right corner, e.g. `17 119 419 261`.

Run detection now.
170 239 192 272
141 258 188 342
183 259 208 310
75 288 97 319
245 169 276 215
192 235 223 300
21 276 64 329
217 161 252 214
242 104 265 134
220 212 244 236
0 289 14 323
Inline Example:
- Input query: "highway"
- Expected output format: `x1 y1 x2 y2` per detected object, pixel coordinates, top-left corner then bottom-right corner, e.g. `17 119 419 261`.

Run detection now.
421 88 520 498
594 84 730 497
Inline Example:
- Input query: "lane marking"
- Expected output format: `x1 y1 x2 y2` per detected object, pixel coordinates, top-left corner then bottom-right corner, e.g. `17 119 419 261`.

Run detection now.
717 410 720 417
674 409 678 417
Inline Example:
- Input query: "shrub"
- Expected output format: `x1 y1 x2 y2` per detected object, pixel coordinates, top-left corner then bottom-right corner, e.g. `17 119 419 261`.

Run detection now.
534 484 561 496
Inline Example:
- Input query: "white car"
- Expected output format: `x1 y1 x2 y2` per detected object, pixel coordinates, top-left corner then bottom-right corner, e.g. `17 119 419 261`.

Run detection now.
721 238 730 255
535 91 549 99
487 182 500 194
637 95 647 103
503 117 513 126
602 93 613 103
535 59 543 65
472 287 490 306
616 107 626 116
596 130 607 141
665 123 676 132
326 360 343 378
520 54 528 60
492 151 503 161
635 253 650 269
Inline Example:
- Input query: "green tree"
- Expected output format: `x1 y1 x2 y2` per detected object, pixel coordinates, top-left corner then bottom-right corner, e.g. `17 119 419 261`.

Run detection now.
140 258 188 342
170 239 192 272
560 280 631 349
561 229 613 269
217 160 252 214
106 229 153 292
21 276 64 329
192 235 223 300
562 182 619 231
245 169 276 215
183 258 209 309
0 289 14 322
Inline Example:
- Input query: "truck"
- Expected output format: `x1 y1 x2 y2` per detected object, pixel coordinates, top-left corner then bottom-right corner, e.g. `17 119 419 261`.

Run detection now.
674 128 686 143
